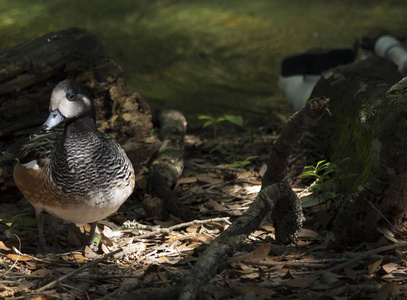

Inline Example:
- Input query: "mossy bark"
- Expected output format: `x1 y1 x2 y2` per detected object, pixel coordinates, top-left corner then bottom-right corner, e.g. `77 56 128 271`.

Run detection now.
147 107 197 221
310 55 407 244
0 28 160 199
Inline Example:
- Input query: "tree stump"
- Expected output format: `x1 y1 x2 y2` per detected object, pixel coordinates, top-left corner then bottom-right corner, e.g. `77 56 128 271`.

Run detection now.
310 55 407 244
0 28 160 200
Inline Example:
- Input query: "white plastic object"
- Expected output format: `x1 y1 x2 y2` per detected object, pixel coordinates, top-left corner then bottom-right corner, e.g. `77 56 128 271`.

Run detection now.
374 35 407 75
279 74 321 111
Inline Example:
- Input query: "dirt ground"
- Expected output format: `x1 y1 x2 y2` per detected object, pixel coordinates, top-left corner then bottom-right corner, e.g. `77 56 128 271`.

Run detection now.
1 120 407 299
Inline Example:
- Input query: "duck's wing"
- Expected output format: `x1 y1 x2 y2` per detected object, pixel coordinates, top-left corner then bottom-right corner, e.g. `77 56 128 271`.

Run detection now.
18 129 63 168
3 137 27 160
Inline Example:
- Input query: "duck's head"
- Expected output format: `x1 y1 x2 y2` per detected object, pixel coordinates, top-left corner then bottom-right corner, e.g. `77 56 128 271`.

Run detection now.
41 80 96 132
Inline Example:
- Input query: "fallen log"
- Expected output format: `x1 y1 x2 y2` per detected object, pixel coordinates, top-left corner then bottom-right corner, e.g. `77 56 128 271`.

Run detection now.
146 107 197 221
309 55 407 244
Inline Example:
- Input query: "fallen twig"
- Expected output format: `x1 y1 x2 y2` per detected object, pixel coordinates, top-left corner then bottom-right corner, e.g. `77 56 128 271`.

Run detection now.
4 235 23 275
240 258 341 269
316 242 407 276
128 217 231 240
32 248 122 294
183 190 256 201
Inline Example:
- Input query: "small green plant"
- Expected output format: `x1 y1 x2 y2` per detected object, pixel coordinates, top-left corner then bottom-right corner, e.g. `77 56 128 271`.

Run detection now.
242 126 260 143
198 114 244 138
230 155 258 169
301 158 358 208
198 115 224 139
209 137 227 153
198 114 263 162
222 114 245 127
302 160 336 191
0 213 37 238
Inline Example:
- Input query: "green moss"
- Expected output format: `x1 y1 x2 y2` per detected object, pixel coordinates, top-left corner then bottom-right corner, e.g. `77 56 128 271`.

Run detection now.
332 119 373 195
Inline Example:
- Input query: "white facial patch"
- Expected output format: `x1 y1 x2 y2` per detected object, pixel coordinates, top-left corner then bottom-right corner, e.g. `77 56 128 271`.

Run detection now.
82 95 91 107
21 160 40 170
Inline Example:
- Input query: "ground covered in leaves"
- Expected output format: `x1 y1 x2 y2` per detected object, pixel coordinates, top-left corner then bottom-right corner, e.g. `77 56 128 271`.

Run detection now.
1 121 407 299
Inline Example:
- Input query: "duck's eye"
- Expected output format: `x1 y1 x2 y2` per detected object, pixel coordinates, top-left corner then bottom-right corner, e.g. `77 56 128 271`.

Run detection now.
66 89 76 101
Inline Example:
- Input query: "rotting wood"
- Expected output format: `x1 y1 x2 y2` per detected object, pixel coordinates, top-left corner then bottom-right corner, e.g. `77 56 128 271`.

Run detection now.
148 107 197 221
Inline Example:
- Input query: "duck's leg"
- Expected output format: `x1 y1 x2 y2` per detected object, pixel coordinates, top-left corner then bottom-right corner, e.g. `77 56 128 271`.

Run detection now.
36 209 47 249
82 222 97 249
36 209 66 253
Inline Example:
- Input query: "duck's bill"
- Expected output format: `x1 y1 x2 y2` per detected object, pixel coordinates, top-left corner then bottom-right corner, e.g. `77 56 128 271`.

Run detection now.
41 109 65 132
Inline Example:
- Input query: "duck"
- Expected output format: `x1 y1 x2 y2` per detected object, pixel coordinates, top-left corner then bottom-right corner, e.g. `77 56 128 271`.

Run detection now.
13 79 135 253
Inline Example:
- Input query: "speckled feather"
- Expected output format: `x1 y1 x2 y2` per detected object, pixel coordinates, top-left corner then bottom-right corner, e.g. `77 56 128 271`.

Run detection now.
18 130 62 168
49 130 134 201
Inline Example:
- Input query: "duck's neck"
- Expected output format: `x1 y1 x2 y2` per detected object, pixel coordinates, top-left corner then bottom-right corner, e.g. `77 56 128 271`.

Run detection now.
64 116 97 136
